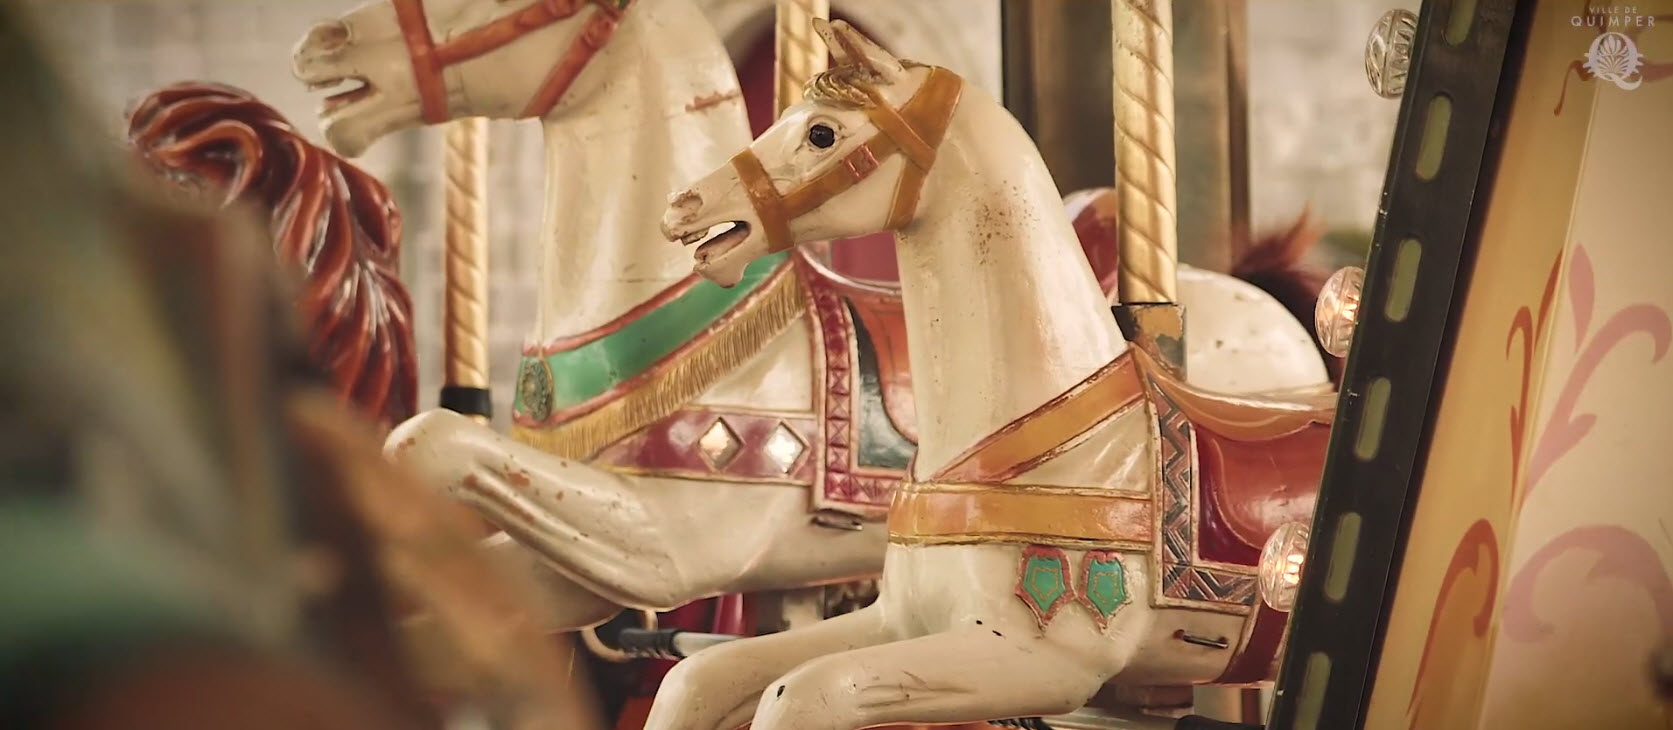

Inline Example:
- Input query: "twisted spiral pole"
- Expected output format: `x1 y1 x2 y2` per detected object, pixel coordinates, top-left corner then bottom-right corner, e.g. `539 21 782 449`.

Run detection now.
775 0 830 116
443 117 490 420
1112 0 1179 304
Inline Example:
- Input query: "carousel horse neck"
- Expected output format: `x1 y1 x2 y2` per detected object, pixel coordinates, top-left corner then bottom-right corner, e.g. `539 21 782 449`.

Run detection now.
891 86 1128 478
531 0 752 340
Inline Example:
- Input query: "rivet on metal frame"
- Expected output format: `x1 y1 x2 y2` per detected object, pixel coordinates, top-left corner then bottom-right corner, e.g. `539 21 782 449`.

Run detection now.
1366 9 1419 99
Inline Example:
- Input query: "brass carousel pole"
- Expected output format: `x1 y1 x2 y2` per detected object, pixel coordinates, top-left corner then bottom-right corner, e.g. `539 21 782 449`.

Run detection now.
441 118 492 422
1112 0 1179 308
1112 2 1259 721
1110 0 1187 394
774 0 829 116
760 0 834 633
772 0 828 269
438 118 608 730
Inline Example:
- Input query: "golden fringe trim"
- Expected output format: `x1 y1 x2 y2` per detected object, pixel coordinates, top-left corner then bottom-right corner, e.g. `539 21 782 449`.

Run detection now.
510 268 807 460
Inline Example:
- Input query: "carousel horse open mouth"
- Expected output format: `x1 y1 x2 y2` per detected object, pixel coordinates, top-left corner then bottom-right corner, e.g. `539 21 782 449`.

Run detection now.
669 221 753 263
305 74 376 115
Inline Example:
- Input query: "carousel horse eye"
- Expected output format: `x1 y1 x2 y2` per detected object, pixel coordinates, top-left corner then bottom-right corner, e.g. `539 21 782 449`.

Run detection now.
808 123 837 149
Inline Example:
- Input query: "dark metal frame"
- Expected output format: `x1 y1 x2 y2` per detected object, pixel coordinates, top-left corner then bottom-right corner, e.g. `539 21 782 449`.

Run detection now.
1265 1 1534 728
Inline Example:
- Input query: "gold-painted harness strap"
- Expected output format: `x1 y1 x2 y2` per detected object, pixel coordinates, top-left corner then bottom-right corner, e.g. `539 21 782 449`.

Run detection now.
731 149 795 253
880 67 961 229
733 66 965 253
931 351 1145 484
780 136 896 218
888 481 1153 550
861 87 934 169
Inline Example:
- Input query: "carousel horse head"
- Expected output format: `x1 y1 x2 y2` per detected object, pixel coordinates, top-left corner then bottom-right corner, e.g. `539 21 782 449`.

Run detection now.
125 82 419 430
292 0 636 156
661 20 964 287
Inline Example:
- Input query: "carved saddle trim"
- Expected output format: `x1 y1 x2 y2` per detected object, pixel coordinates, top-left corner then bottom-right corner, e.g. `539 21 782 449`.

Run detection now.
887 481 1152 551
802 254 905 519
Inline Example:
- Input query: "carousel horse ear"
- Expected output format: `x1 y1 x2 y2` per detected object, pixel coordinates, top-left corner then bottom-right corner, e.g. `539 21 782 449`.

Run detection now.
817 19 906 81
812 19 850 66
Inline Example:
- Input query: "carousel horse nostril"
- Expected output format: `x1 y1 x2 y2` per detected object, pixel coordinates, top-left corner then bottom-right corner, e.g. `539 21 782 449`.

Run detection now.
668 190 702 218
307 20 350 53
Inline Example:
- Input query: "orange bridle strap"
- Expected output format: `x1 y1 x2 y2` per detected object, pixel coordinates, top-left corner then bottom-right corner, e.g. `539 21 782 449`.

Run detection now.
731 66 964 254
392 0 630 124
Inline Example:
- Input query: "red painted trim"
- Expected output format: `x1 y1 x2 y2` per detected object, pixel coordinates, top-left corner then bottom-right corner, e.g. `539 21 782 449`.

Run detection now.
529 275 704 355
512 261 794 428
1214 603 1291 684
390 0 448 123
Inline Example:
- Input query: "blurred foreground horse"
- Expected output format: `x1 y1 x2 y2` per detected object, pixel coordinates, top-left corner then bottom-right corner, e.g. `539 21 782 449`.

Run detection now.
0 12 590 729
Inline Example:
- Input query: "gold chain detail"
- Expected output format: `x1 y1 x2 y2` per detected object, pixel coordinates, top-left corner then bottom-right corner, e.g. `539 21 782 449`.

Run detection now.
1112 0 1179 303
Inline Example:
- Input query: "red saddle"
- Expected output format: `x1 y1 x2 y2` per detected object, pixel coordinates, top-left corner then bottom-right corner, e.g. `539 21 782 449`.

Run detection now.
1140 356 1336 566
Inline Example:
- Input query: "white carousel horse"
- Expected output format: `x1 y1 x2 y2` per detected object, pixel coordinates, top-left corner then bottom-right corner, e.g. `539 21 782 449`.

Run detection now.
649 21 1335 730
292 0 876 630
291 0 1326 634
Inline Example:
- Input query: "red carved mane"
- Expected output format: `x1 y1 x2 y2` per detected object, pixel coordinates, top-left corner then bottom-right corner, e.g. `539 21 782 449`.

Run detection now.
125 83 418 429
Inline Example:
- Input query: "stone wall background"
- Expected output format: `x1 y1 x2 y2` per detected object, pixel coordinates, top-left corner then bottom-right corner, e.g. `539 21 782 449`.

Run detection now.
22 0 1408 425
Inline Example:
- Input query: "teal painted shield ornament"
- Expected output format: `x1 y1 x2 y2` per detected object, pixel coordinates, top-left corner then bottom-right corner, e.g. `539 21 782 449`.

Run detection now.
1015 545 1072 629
517 357 555 423
1078 550 1130 629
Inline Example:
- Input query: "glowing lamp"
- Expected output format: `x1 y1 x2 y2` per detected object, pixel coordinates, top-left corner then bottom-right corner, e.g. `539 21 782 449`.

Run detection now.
1314 266 1365 358
1258 521 1311 612
1365 9 1418 99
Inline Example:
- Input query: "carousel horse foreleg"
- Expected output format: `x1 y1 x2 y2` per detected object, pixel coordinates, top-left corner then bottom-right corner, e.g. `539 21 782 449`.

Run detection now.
477 531 624 628
644 605 892 730
748 628 1110 730
387 409 695 612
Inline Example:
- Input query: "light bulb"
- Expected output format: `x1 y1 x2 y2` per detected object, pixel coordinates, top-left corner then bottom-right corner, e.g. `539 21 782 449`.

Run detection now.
1365 9 1418 99
1315 266 1365 358
1258 521 1311 612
